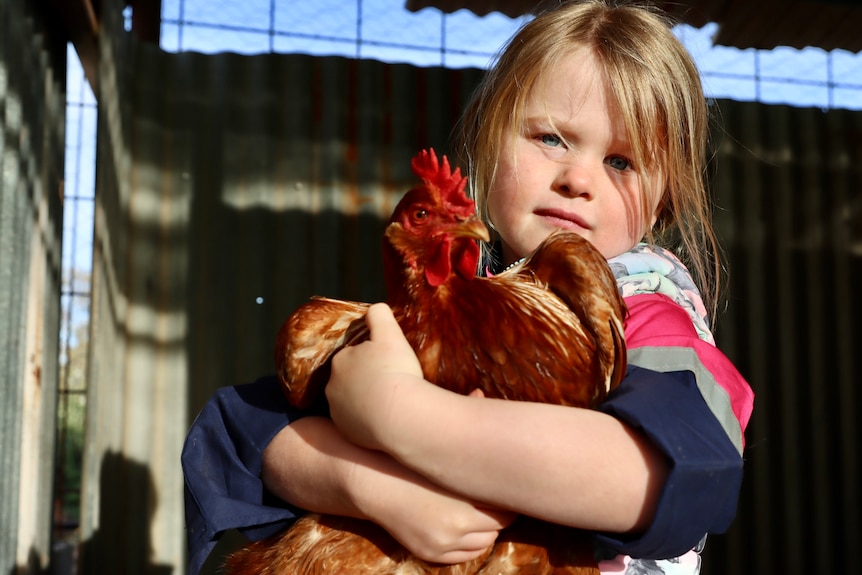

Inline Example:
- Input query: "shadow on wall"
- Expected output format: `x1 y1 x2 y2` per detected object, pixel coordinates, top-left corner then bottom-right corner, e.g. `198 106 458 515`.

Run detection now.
11 544 80 575
10 548 47 575
78 451 172 575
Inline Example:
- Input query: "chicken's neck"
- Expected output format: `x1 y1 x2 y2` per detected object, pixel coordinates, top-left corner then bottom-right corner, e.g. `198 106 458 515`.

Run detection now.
384 240 479 308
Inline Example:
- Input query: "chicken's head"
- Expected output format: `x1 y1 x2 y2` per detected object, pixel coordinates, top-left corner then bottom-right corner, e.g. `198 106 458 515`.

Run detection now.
383 149 489 298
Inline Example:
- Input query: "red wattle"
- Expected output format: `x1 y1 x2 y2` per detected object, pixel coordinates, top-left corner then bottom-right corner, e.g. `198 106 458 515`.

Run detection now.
425 237 452 287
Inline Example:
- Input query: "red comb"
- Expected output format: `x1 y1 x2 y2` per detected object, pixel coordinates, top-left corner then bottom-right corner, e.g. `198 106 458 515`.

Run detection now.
410 149 473 212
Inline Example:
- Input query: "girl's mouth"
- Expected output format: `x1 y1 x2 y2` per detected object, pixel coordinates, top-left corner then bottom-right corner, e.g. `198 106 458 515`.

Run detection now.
534 208 590 231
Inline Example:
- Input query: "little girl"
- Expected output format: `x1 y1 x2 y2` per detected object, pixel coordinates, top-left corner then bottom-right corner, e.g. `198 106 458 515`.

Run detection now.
182 2 755 574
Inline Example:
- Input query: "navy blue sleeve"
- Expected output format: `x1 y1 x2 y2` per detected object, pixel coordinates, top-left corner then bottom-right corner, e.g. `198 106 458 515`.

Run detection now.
182 375 313 575
593 365 744 559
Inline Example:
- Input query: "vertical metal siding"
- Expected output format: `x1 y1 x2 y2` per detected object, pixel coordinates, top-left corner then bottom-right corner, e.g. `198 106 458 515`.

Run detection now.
79 2 172 572
707 102 862 575
0 0 65 572
84 4 861 574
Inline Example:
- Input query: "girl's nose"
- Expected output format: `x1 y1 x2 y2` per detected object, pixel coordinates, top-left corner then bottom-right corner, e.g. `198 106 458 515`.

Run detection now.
552 161 593 199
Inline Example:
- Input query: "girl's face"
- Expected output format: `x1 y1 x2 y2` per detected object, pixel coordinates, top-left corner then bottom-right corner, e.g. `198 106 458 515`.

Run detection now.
488 47 663 263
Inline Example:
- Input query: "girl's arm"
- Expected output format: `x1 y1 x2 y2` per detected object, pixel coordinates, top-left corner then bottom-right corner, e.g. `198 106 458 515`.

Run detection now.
262 414 515 564
325 302 750 560
182 375 511 574
325 304 669 534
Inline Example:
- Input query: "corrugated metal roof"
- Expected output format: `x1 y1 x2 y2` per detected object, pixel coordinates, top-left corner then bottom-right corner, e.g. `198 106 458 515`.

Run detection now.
406 0 862 52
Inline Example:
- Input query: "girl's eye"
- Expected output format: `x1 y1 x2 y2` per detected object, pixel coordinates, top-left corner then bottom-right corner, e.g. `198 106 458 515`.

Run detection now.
606 156 631 171
539 133 563 147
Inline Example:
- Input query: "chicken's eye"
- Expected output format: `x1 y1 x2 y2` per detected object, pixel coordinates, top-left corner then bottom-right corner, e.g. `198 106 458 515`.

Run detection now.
412 209 428 224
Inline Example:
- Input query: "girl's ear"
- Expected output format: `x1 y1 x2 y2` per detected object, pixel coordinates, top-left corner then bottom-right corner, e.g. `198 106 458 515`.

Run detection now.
650 194 671 233
646 196 661 231
644 173 667 231
657 179 673 216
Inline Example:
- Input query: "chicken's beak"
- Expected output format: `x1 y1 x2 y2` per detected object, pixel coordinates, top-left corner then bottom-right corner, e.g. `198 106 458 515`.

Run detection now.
452 217 491 243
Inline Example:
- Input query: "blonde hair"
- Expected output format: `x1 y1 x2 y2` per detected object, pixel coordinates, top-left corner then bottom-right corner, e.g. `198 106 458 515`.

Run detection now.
454 0 723 319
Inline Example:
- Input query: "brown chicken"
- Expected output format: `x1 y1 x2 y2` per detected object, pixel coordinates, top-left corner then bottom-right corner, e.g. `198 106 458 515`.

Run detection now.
224 148 627 575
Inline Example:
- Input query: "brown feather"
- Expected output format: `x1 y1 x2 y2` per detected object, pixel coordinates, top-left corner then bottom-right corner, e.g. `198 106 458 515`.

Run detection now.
278 230 625 410
275 297 368 410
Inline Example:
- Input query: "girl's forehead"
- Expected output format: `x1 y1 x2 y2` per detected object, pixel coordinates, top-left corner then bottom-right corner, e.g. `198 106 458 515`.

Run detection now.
523 55 616 123
527 50 606 105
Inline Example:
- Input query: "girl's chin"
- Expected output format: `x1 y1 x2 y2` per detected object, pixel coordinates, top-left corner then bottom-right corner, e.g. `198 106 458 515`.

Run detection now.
504 235 556 261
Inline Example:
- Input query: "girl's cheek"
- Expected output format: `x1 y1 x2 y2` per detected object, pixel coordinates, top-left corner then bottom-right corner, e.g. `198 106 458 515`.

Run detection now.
486 184 512 224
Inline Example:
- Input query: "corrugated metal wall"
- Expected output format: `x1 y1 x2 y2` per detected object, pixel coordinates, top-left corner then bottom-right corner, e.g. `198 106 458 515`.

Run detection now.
705 103 862 574
83 1 487 572
84 1 861 573
0 0 66 572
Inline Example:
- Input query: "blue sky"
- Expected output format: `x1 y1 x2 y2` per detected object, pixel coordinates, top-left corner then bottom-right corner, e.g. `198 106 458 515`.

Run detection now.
155 0 862 111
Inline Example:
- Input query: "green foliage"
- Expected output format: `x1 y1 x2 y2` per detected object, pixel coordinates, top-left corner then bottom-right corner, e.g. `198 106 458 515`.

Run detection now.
56 308 89 531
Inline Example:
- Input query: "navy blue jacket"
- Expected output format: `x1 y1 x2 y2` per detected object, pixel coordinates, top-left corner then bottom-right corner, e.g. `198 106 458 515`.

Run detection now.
182 366 743 575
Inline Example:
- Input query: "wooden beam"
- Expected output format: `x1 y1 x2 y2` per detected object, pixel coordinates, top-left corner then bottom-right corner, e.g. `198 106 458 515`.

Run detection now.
49 0 100 95
129 0 162 44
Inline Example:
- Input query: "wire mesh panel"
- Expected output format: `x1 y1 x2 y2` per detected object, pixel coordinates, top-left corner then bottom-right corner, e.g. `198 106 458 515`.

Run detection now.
54 44 98 559
158 0 862 110
0 0 66 572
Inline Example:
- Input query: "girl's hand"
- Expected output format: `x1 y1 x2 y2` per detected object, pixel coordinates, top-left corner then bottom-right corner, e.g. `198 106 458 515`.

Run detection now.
326 302 425 451
264 415 515 566
353 457 516 564
323 305 515 562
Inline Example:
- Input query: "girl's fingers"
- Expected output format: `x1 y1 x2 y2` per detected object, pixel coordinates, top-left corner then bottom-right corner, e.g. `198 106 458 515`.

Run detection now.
408 527 502 564
348 302 422 375
479 506 517 530
364 302 399 340
429 536 498 564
